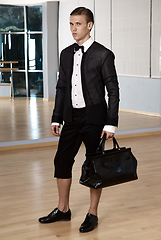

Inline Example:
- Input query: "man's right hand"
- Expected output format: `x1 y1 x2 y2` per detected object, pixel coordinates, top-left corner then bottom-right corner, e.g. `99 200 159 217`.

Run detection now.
51 125 60 136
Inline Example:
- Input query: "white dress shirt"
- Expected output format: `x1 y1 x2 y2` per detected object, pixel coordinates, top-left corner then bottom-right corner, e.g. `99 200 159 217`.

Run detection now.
52 37 115 133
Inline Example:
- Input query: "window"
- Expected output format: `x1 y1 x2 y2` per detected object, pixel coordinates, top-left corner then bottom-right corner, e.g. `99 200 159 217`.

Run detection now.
0 5 43 98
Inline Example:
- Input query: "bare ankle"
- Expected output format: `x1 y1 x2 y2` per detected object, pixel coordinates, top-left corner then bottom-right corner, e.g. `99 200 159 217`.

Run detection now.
88 209 97 216
58 206 69 213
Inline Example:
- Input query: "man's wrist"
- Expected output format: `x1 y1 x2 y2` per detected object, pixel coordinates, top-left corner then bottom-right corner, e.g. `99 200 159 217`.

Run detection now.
51 122 59 126
103 125 115 133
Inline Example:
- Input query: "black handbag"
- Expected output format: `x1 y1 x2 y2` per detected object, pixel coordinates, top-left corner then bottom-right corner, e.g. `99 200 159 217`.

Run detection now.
79 135 138 189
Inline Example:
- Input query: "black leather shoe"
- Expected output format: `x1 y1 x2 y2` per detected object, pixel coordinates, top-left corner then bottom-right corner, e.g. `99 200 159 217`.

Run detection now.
79 213 98 233
39 208 71 223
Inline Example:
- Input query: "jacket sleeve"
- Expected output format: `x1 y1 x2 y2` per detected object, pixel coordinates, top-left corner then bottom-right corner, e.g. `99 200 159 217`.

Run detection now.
51 52 66 124
102 51 120 126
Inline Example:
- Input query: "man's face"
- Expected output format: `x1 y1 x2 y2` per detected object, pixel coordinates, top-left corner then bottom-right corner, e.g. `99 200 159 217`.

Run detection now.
70 14 93 45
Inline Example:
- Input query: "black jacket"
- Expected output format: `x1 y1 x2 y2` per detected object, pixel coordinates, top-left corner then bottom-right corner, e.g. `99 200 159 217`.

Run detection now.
51 41 119 126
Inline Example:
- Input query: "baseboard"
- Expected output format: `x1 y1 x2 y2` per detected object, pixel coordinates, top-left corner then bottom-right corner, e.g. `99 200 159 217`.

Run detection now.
120 108 161 117
1 130 161 152
0 141 58 152
0 97 10 99
115 130 161 139
43 98 55 102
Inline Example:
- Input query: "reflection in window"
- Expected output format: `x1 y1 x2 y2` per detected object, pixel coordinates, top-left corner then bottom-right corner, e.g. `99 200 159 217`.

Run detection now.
0 72 11 83
27 6 42 31
0 5 24 32
29 38 36 70
28 34 43 70
28 72 43 98
13 72 26 97
29 97 39 139
0 34 25 69
0 72 26 97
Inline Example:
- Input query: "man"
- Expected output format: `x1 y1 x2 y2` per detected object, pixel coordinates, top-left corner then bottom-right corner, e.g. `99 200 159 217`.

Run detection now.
39 7 119 233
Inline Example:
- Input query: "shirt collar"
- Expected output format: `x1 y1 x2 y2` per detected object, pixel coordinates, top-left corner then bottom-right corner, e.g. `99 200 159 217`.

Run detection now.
79 37 94 53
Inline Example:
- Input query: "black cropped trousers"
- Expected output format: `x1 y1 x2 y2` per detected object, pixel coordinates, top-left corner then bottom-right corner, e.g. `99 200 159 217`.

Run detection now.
54 108 104 179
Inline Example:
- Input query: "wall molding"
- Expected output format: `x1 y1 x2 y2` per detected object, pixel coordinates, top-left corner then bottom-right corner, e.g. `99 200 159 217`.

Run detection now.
43 98 55 102
120 108 161 117
0 97 10 99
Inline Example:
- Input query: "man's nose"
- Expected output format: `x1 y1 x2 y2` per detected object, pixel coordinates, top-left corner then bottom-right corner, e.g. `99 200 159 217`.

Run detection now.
72 24 77 31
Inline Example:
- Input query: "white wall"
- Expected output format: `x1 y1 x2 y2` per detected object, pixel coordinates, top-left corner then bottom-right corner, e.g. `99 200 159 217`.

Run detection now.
95 0 111 49
0 84 10 97
119 76 161 115
151 0 161 78
112 0 150 77
42 1 59 99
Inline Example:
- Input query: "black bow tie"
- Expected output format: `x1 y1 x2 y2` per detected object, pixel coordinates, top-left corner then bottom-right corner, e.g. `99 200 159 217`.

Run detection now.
74 43 84 53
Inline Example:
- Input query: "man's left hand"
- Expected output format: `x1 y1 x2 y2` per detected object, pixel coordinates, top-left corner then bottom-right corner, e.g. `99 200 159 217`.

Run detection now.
101 130 114 139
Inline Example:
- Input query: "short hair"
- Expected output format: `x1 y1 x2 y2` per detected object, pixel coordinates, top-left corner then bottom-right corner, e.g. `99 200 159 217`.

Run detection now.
70 7 94 24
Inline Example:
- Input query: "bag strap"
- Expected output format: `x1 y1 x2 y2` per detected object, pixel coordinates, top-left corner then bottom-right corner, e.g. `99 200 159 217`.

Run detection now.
96 135 120 153
113 137 120 150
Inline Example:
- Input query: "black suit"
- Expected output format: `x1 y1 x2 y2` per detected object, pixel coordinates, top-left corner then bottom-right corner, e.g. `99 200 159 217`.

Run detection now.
52 41 119 179
52 41 119 126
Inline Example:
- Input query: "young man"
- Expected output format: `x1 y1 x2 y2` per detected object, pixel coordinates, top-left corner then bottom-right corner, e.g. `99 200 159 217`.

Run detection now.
39 7 119 233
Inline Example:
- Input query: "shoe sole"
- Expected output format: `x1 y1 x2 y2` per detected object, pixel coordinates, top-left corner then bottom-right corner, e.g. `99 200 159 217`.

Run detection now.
39 218 71 224
79 223 98 233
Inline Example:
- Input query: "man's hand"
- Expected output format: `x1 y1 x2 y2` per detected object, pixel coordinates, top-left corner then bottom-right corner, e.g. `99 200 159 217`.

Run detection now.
51 125 60 136
101 130 114 139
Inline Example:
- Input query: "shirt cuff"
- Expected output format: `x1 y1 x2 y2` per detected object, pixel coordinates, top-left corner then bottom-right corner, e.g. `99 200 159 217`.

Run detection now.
51 122 60 126
103 125 116 133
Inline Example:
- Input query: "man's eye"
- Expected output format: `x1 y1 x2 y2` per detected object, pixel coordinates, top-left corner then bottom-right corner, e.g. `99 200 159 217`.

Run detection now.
77 23 81 25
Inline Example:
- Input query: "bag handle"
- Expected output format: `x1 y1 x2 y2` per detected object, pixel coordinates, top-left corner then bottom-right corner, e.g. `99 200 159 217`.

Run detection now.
96 134 106 153
96 134 120 153
113 137 120 150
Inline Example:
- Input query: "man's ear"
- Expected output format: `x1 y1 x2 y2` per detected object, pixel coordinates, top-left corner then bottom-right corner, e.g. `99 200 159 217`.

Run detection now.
88 22 93 31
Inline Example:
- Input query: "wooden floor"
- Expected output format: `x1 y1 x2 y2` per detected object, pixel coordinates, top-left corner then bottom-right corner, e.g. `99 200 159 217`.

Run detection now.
0 135 161 239
0 98 161 143
0 98 161 239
